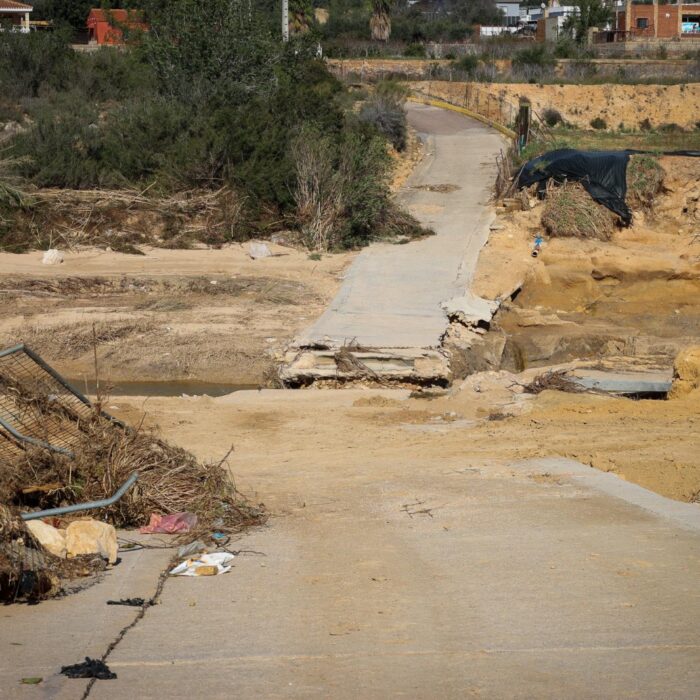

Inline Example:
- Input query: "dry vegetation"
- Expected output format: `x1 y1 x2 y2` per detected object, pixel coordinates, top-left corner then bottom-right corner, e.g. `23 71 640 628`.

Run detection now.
626 155 666 210
0 374 266 534
541 182 616 240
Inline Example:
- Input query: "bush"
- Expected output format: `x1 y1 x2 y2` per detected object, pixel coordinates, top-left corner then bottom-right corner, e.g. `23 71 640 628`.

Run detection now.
590 117 607 130
291 122 395 250
359 97 407 151
512 44 555 68
0 30 77 99
639 117 653 131
3 0 419 254
454 53 479 75
542 108 564 127
542 182 616 241
404 42 426 58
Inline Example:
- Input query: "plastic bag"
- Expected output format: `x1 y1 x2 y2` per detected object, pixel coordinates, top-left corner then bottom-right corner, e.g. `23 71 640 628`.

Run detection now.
170 552 235 577
140 512 198 534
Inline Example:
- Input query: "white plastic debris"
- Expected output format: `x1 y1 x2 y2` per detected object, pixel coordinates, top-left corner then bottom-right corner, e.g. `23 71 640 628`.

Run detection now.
248 242 272 260
169 552 235 577
41 249 64 265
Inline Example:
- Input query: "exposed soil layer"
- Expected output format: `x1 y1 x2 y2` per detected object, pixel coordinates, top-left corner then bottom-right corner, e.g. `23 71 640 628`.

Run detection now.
474 156 700 372
409 80 700 131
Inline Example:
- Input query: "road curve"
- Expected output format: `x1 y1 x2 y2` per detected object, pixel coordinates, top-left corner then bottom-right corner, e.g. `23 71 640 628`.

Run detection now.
297 102 506 349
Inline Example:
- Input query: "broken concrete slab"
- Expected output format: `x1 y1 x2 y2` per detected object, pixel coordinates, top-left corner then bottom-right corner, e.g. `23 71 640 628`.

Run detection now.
280 348 451 386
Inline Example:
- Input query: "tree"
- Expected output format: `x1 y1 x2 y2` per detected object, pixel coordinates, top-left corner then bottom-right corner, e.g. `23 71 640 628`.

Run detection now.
32 0 114 29
370 0 393 41
563 0 612 43
136 0 282 105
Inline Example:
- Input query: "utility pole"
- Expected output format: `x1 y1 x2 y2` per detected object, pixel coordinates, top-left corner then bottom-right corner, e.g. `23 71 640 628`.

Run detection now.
282 0 289 42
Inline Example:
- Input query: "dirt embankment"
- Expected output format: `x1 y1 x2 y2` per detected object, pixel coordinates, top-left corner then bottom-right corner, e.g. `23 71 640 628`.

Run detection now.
0 245 353 386
410 80 700 130
473 155 700 371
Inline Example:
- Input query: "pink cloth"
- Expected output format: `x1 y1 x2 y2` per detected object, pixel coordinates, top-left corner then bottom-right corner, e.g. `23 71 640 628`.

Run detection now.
139 512 198 534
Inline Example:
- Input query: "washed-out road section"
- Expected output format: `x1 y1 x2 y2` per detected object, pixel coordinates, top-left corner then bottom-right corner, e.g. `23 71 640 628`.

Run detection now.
298 102 504 348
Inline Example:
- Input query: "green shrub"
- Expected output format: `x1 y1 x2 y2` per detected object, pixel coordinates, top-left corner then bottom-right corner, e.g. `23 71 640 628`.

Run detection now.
3 0 420 253
375 79 410 102
359 97 407 151
404 42 426 58
0 30 77 99
542 108 564 127
512 44 555 68
590 117 607 130
454 53 479 75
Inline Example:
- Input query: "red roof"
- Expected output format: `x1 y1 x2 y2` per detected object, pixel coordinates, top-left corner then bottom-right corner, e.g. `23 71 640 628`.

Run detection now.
0 1 33 11
87 8 142 24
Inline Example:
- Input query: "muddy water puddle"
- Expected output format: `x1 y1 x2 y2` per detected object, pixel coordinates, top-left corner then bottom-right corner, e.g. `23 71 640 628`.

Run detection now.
66 378 256 398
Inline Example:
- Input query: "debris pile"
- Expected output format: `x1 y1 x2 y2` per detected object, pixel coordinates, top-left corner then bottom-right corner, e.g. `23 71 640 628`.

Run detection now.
0 347 265 535
0 344 266 602
522 370 585 395
541 182 616 241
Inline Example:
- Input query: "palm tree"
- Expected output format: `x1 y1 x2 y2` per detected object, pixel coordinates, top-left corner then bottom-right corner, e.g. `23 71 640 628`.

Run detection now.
370 0 393 42
289 0 312 35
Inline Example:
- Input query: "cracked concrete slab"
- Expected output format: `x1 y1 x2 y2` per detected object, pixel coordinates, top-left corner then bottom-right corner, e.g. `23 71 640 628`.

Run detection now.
0 540 173 699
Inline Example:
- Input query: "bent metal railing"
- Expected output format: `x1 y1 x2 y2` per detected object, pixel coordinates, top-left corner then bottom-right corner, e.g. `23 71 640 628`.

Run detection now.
0 343 122 460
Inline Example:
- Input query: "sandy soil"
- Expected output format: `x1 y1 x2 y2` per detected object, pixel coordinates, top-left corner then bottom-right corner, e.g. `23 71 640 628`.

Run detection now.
0 129 425 387
0 244 353 385
110 368 698 528
410 80 700 130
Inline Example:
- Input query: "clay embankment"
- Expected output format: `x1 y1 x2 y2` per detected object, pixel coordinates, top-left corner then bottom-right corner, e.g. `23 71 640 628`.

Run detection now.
329 57 697 83
410 80 700 131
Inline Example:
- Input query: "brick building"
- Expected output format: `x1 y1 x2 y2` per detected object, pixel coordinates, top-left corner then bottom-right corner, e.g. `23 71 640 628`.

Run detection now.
86 8 147 45
615 1 700 39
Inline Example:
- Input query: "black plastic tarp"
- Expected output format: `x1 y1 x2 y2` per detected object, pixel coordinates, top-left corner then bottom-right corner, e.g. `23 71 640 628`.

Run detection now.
516 148 700 227
516 149 633 224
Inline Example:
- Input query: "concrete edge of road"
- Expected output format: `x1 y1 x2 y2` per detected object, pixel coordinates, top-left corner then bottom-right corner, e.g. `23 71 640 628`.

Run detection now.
516 457 700 533
408 94 517 141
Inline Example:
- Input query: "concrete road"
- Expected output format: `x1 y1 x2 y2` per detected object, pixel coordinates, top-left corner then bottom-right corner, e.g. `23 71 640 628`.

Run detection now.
297 103 505 349
92 467 700 698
